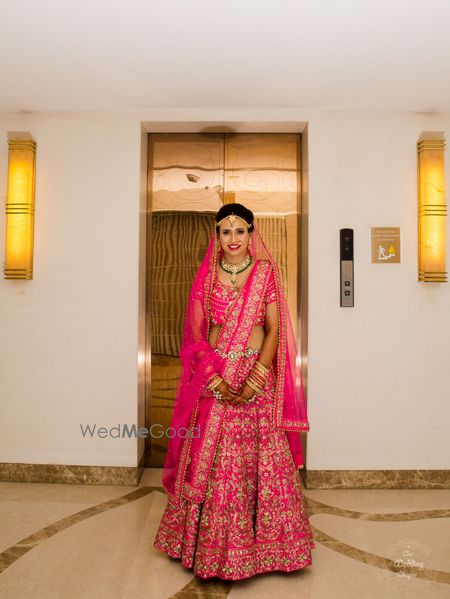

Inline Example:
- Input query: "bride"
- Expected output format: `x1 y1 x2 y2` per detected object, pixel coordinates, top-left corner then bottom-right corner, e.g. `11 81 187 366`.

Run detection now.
153 202 315 580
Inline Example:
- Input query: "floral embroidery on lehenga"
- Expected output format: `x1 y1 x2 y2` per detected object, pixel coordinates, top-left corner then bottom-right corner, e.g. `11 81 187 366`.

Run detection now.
154 351 316 580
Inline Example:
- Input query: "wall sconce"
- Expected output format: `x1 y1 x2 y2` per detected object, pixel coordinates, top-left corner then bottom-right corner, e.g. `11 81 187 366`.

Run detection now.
4 133 36 280
417 134 447 282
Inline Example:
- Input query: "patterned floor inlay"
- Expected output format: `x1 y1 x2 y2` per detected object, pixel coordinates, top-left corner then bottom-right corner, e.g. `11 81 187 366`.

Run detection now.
171 576 233 599
310 525 450 585
0 486 161 575
1 484 449 597
306 496 450 521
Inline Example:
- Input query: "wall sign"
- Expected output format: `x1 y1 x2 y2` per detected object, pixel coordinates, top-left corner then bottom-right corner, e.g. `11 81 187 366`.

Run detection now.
370 227 402 263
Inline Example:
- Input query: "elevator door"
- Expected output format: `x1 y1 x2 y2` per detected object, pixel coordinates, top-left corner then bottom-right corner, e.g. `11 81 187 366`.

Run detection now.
145 132 301 467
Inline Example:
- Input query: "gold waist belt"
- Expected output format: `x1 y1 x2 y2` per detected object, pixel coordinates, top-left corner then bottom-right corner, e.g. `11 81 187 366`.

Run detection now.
213 347 260 362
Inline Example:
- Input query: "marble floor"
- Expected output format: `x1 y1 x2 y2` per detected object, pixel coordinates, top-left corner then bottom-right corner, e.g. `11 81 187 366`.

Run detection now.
0 468 449 599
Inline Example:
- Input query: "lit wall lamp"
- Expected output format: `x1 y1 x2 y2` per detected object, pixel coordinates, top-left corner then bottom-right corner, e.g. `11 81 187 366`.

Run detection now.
4 133 36 279
417 133 447 282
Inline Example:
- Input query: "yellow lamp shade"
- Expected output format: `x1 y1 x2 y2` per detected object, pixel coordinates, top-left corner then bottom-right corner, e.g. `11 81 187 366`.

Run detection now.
417 136 447 282
4 135 36 280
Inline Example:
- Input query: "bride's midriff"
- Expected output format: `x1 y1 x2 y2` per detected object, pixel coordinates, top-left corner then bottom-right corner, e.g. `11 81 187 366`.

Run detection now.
208 323 265 350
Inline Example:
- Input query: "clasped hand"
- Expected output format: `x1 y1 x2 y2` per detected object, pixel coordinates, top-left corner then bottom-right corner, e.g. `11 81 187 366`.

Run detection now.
215 379 255 405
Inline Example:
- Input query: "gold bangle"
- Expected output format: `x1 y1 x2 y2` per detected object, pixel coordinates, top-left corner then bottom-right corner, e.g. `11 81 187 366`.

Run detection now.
248 377 266 391
254 360 269 374
208 375 222 390
248 377 265 392
250 366 267 379
249 369 267 385
252 373 267 385
246 378 263 394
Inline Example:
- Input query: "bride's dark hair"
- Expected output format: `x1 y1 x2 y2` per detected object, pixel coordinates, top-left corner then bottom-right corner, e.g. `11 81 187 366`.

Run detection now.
215 203 254 234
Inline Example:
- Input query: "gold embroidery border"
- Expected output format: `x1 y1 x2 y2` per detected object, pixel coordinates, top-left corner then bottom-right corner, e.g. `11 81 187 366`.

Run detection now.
183 261 271 502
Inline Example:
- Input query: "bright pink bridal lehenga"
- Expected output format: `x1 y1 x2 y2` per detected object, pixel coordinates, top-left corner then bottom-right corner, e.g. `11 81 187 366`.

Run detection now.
153 223 315 581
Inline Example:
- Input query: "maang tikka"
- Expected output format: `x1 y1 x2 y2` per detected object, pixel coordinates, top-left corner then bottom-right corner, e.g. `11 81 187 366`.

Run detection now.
215 213 252 228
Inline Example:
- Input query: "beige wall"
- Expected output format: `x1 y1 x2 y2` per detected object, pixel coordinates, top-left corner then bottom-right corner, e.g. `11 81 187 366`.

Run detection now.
0 112 142 466
0 109 449 469
307 112 450 469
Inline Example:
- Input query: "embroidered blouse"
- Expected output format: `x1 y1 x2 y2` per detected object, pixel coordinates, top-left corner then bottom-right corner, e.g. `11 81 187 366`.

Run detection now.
209 263 277 327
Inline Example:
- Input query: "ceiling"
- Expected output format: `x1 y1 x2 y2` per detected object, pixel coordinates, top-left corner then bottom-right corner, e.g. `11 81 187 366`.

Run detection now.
1 0 449 113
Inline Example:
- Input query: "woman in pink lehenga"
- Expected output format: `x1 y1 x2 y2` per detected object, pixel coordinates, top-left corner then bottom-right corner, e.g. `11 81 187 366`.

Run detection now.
153 203 315 580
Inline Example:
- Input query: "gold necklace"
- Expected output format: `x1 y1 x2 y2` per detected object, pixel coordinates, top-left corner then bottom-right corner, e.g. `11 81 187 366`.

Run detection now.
219 253 252 286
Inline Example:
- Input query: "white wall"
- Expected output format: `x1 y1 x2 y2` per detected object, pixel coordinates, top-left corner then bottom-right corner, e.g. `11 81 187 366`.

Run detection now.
0 109 449 469
307 111 450 469
0 112 142 466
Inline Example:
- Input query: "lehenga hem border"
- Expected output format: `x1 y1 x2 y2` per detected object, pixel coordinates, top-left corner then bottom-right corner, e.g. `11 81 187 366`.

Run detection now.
153 536 316 582
193 558 313 581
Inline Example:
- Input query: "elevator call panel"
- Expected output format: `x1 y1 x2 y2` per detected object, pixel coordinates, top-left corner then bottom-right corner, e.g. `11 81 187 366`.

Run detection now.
340 229 354 307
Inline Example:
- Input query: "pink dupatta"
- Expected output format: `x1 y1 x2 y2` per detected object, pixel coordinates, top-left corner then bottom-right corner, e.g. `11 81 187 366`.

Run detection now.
162 224 310 503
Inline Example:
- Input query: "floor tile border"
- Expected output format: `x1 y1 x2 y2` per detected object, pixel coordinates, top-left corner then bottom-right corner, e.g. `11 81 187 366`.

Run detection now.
0 462 145 486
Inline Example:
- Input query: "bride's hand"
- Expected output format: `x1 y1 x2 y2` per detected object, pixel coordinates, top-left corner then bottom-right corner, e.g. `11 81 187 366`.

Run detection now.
215 380 238 403
230 382 256 405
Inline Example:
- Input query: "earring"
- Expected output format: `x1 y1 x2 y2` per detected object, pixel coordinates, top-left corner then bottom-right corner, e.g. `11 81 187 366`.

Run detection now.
248 235 253 251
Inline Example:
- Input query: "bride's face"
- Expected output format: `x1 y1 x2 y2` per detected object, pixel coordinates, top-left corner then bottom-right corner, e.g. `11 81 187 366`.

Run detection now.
218 218 251 262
